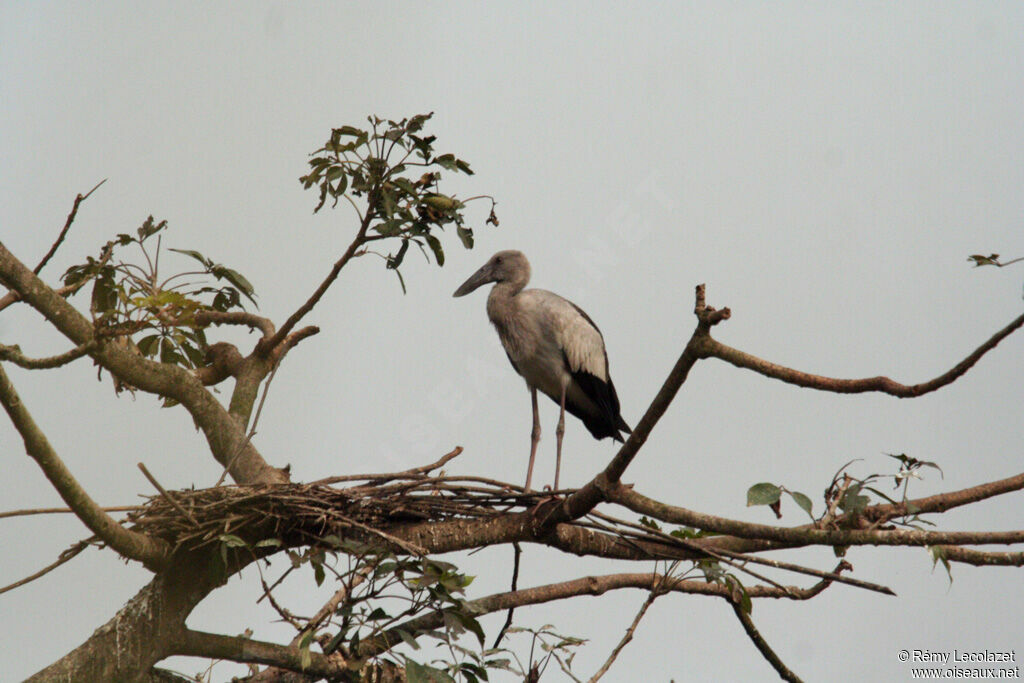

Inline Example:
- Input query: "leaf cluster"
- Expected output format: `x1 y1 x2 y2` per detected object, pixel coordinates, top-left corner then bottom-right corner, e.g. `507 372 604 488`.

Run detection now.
61 217 255 373
300 113 497 292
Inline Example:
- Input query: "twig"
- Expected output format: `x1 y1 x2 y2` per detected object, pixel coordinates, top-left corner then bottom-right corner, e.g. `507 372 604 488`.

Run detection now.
729 598 804 682
34 179 107 275
492 542 522 648
588 578 663 682
0 505 139 520
261 193 377 354
138 462 199 526
0 538 92 595
309 446 466 486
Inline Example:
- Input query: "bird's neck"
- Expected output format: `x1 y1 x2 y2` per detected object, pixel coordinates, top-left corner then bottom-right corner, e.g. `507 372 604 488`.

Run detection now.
486 281 523 327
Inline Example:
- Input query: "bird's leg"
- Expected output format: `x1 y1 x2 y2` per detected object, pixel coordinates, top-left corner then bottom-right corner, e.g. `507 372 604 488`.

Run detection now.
526 387 541 492
555 385 566 491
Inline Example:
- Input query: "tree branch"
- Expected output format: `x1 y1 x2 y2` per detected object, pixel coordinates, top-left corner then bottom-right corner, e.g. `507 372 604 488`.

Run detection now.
175 629 349 679
700 311 1024 397
359 570 828 659
588 580 663 682
938 546 1024 567
0 341 96 369
610 482 1024 549
555 284 725 522
729 598 804 683
194 310 276 341
0 364 171 569
0 180 106 312
0 538 91 595
261 198 376 354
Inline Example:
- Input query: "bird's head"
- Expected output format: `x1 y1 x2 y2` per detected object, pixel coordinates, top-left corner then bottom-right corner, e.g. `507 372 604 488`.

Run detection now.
452 250 530 297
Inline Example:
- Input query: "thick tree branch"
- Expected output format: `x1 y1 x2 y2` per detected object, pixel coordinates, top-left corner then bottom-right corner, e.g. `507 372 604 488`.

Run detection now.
0 341 95 369
0 364 170 569
699 311 1024 397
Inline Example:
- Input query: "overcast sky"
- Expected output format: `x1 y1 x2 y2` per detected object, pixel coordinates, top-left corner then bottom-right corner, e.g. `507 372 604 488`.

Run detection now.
2 2 1023 681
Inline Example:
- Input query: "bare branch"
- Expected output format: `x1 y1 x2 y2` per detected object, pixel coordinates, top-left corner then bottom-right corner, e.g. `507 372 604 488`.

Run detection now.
492 542 522 648
271 325 320 363
939 546 1024 567
555 284 719 523
0 181 106 313
260 198 376 354
309 445 464 485
729 598 804 683
588 579 663 682
35 179 108 275
194 310 276 341
193 342 245 386
864 469 1024 523
0 364 170 569
359 570 828 659
0 341 95 369
701 311 1024 397
0 538 91 595
0 505 139 520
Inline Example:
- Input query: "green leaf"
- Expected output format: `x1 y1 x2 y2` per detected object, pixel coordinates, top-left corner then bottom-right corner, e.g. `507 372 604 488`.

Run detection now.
254 538 282 548
406 658 456 683
456 226 474 249
388 240 409 270
746 483 781 507
424 233 444 266
169 248 213 269
396 628 420 650
929 546 953 583
136 334 161 357
219 534 248 548
788 491 813 517
313 560 325 587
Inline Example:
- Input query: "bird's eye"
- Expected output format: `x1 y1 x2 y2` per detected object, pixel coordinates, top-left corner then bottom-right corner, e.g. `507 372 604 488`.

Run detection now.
495 256 502 265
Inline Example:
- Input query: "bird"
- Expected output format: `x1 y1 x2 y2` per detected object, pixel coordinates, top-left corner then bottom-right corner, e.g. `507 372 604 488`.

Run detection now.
453 250 631 491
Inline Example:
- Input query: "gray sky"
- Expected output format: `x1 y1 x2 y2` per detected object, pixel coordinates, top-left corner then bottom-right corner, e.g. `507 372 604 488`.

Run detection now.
2 2 1023 681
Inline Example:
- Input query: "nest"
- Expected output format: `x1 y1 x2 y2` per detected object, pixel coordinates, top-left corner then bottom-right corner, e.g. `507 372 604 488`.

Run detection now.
126 476 534 554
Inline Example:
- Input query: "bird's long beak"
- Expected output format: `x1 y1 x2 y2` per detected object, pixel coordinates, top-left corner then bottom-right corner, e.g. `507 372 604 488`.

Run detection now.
452 264 494 297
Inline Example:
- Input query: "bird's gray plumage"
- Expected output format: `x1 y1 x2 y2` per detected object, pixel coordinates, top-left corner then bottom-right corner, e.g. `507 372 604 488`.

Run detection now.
453 250 631 489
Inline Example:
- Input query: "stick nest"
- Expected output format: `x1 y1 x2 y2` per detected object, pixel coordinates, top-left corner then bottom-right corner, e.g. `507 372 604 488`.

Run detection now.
127 476 534 552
